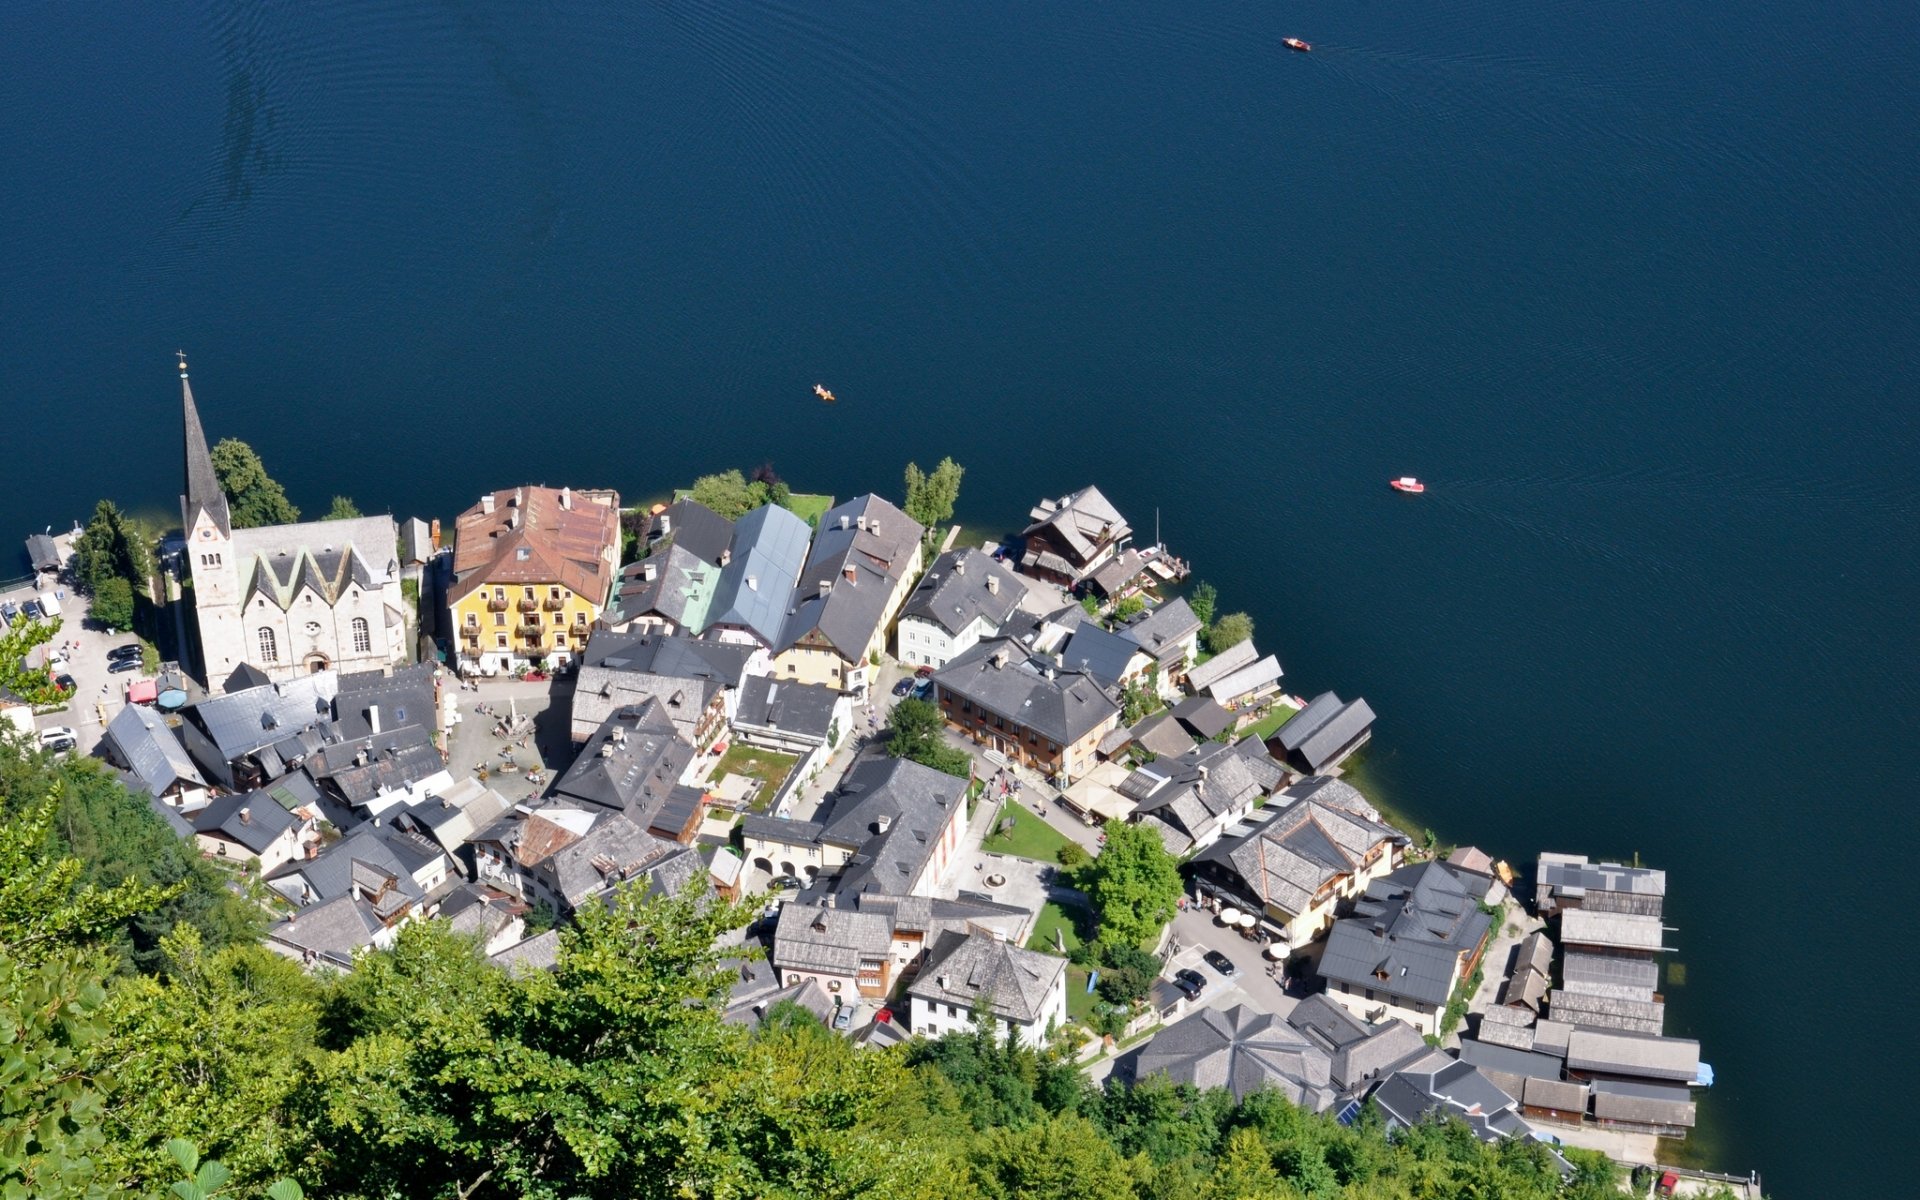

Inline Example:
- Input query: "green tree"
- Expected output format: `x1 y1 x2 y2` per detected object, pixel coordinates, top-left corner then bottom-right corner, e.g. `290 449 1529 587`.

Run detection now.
71 499 153 597
1208 612 1254 653
967 1113 1141 1200
1118 680 1161 727
885 698 973 779
903 458 965 533
1079 822 1183 951
210 440 300 528
688 469 758 520
90 575 136 630
321 496 361 521
1113 595 1146 622
1187 582 1218 630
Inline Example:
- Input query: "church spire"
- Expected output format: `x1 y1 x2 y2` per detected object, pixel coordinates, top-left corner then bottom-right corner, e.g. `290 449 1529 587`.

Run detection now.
179 352 231 536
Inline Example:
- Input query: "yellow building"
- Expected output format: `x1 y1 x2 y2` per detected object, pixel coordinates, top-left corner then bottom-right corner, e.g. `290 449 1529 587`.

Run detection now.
449 485 620 674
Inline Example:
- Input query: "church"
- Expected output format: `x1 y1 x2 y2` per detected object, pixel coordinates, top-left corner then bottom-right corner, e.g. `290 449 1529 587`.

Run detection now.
178 358 409 683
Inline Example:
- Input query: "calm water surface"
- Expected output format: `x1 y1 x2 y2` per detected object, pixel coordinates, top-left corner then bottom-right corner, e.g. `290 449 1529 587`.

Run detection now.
3 1 1916 1190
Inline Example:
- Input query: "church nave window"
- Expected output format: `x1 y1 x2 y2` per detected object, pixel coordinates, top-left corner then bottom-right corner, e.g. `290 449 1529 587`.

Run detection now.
258 627 279 663
352 617 371 654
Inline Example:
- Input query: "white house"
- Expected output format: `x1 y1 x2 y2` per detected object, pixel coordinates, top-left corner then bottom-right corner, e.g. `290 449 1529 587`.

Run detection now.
896 547 1025 670
907 929 1068 1049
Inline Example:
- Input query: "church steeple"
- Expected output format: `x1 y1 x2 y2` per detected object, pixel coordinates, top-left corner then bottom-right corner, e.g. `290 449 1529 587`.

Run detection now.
179 352 231 536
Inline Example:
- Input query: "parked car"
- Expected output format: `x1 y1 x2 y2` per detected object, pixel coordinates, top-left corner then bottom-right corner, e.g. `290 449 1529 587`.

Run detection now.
1172 968 1206 1000
38 726 78 752
1203 949 1238 978
910 679 934 700
832 1006 855 1032
891 677 914 698
0 601 17 621
107 644 143 663
108 657 142 673
768 874 804 891
20 600 42 620
53 674 76 693
914 665 934 679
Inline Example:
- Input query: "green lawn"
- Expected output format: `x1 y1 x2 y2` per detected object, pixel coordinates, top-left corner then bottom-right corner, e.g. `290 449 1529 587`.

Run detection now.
1066 966 1100 1026
784 492 834 527
712 743 799 806
982 802 1073 861
1026 899 1095 957
1245 702 1302 742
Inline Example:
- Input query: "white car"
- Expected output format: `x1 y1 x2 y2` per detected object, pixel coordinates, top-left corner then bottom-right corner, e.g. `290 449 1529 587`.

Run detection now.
38 726 78 752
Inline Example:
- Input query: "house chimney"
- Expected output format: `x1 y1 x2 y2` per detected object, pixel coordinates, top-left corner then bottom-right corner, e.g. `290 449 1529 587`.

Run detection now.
747 574 758 592
719 548 732 567
870 519 880 538
954 558 966 576
481 493 496 515
842 564 857 585
658 513 672 535
1044 666 1055 681
820 577 834 594
239 806 251 824
642 562 658 583
875 814 893 835
560 487 572 510
984 575 998 595
513 487 524 508
857 515 868 532
839 514 850 530
369 703 381 734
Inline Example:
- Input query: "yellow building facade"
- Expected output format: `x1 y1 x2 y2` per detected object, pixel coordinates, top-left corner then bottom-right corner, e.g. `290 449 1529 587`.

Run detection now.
448 485 620 674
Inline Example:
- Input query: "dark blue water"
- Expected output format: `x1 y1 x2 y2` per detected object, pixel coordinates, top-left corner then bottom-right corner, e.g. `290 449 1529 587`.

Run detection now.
4 1 1915 1188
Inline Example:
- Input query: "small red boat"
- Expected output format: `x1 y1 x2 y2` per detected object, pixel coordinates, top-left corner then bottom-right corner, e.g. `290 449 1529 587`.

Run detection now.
1283 38 1312 53
1390 477 1425 494
814 384 836 403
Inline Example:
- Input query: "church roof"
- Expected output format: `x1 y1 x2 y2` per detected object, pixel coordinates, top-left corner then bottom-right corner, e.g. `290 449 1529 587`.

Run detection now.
178 359 231 536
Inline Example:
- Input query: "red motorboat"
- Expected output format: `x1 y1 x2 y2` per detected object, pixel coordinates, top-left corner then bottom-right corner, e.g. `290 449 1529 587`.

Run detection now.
1283 38 1312 53
1390 477 1425 494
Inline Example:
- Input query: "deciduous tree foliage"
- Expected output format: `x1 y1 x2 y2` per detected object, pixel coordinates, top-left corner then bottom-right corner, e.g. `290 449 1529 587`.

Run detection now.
885 698 973 779
210 439 300 528
902 458 965 533
1079 821 1185 951
70 499 152 598
322 496 361 521
1208 611 1254 654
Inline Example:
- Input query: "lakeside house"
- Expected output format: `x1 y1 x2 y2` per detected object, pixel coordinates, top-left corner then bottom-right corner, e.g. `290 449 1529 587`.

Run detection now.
1117 597 1202 696
607 543 721 637
773 495 924 696
896 547 1025 670
1186 777 1408 947
1269 691 1376 775
702 504 814 652
1534 852 1666 918
448 485 622 675
931 637 1121 783
1316 860 1495 1037
1120 737 1284 855
1017 486 1132 588
645 498 736 567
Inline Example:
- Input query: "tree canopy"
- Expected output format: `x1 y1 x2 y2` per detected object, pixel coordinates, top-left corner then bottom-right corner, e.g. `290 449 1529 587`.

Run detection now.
70 499 152 598
885 698 973 779
1207 612 1254 654
211 439 300 528
322 496 361 520
903 458 965 533
1187 582 1218 629
1078 821 1184 951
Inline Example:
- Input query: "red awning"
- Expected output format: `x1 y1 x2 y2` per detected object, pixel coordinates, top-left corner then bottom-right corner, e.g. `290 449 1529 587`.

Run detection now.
127 679 159 704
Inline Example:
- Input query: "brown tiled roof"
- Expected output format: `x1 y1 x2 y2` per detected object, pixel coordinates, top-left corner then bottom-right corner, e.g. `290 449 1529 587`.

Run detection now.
450 485 620 607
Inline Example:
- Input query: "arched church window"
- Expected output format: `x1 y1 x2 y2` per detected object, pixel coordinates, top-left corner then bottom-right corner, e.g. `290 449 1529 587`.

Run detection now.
352 617 371 654
258 628 278 662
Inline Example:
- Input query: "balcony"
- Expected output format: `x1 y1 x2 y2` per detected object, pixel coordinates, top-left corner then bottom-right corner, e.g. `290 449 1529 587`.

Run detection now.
487 595 509 612
517 596 539 612
543 594 567 610
516 622 544 638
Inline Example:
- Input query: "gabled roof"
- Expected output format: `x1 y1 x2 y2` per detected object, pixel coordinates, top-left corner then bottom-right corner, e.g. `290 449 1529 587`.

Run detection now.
333 662 438 740
1564 1028 1700 1081
1371 1060 1529 1146
25 533 59 572
1059 624 1150 691
1205 654 1284 704
1119 597 1201 661
1545 989 1665 1035
777 495 923 661
1193 780 1405 918
1133 1003 1335 1109
551 700 692 820
934 637 1121 746
734 676 841 744
187 671 340 760
538 810 684 907
1130 712 1199 760
1318 862 1492 1006
646 498 735 567
704 504 813 645
266 893 382 967
815 757 967 897
573 631 750 738
1560 908 1669 952
1275 691 1376 771
1184 639 1259 693
1021 486 1131 565
773 901 893 976
612 543 720 631
305 724 447 807
902 547 1023 637
449 485 620 607
1535 853 1667 913
266 823 437 909
238 531 393 611
1171 694 1235 740
397 777 512 855
908 929 1066 1026
106 704 204 797
191 786 301 854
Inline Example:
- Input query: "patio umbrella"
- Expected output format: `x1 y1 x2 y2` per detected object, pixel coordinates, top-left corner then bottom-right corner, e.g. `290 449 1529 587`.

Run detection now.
1264 943 1287 960
1217 907 1241 925
1237 912 1259 929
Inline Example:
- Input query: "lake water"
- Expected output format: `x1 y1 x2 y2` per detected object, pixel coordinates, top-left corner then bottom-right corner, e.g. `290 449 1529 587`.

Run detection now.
3 1 1915 1189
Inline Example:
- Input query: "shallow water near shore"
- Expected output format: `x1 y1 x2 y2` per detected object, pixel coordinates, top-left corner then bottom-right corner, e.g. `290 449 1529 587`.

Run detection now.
3 0 1916 1190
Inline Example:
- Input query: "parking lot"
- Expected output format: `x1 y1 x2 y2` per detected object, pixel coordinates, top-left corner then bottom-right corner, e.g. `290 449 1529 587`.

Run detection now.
2 575 151 756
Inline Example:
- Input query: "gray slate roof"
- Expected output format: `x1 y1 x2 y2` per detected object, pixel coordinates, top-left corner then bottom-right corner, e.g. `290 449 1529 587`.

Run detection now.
1020 486 1131 570
1560 949 1661 1001
1129 712 1199 760
490 929 562 974
1371 1060 1531 1146
1545 988 1665 1035
1059 624 1146 691
267 823 438 911
1118 597 1201 665
646 498 736 567
574 630 750 740
1275 691 1377 771
333 662 438 740
773 901 893 976
266 893 382 967
704 504 813 645
1193 779 1405 918
1133 1003 1336 1109
187 670 340 760
1564 1028 1700 1082
778 494 923 660
1205 654 1284 705
902 547 1023 636
908 929 1065 1026
305 724 446 807
1588 1078 1696 1127
1171 694 1235 740
1126 739 1270 850
734 676 841 744
191 786 302 854
1536 853 1667 915
397 777 513 855
539 811 685 907
934 637 1120 746
816 757 968 898
1318 861 1493 1007
613 543 720 630
551 699 692 820
106 704 204 797
1183 639 1258 693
